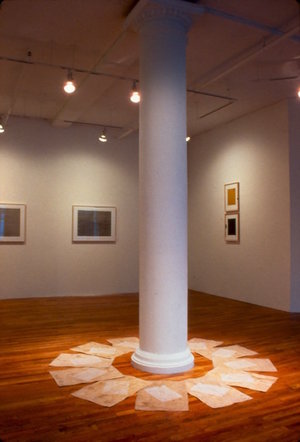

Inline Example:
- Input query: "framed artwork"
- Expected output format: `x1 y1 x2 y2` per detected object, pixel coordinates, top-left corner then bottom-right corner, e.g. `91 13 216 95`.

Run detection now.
225 213 239 242
0 203 26 243
72 206 116 242
224 182 239 212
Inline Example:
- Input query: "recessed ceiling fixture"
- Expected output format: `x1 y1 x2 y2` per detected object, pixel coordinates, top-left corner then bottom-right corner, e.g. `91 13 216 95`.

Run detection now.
130 81 140 103
98 128 107 143
63 70 76 94
186 136 191 142
297 87 300 98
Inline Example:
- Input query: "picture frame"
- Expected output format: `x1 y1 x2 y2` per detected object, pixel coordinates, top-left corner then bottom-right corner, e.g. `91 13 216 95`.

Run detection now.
225 213 239 242
224 182 239 212
0 203 26 243
72 206 116 242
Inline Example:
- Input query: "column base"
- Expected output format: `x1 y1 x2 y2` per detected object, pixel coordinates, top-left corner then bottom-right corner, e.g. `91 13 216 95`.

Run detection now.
131 347 194 374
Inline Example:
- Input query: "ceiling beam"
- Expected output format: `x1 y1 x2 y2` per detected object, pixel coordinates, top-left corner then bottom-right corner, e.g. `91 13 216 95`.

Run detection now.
203 6 300 43
193 22 300 89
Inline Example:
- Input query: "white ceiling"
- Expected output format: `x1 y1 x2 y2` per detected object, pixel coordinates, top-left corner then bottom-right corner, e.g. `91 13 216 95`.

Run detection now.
0 0 299 139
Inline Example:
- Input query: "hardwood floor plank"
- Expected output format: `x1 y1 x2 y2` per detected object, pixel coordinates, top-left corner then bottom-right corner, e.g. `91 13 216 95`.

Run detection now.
0 291 299 441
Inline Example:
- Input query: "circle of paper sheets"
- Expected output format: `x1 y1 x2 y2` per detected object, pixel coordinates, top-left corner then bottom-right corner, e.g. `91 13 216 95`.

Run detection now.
49 337 278 411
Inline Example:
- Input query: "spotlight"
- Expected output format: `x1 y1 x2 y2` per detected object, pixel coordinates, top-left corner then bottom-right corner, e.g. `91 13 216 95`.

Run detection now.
297 87 300 98
98 129 107 143
63 70 76 94
0 117 5 134
130 81 140 103
186 136 191 142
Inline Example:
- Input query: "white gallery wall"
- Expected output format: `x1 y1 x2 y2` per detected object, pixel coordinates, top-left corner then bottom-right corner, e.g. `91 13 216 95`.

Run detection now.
288 99 300 312
188 101 292 311
1 102 298 311
0 117 139 299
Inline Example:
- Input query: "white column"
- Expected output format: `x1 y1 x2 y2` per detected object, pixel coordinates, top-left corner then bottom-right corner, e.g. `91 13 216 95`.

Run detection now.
131 6 194 373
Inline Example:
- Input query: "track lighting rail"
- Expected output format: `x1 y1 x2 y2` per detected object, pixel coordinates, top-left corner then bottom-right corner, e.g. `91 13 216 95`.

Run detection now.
0 54 138 84
0 54 236 103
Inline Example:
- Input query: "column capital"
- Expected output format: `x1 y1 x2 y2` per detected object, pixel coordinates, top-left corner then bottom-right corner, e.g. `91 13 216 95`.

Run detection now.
124 0 202 32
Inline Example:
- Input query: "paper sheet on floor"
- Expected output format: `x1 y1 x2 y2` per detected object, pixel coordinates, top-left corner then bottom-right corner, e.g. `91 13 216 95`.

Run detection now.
107 337 139 353
204 366 277 392
202 344 258 361
219 357 277 372
49 365 123 387
186 377 252 408
135 381 189 411
188 337 223 355
49 353 114 368
72 375 149 407
71 342 123 358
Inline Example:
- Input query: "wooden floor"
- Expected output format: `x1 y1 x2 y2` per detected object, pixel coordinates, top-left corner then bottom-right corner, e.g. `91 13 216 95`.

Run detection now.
0 290 300 442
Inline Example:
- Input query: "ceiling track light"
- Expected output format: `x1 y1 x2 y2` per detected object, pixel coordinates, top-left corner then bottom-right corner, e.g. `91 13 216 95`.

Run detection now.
130 80 140 103
0 115 6 133
98 128 107 143
63 70 76 94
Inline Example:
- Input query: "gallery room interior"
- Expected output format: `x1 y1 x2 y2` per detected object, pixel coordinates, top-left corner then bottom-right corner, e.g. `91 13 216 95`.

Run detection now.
0 0 300 441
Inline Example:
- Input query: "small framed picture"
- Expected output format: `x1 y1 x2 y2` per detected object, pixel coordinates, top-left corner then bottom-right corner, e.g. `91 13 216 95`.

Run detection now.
0 203 26 243
224 182 239 212
225 213 239 242
72 206 116 242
